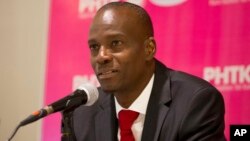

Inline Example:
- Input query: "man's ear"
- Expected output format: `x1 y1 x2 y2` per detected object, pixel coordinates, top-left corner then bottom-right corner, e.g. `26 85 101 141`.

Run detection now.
144 37 156 60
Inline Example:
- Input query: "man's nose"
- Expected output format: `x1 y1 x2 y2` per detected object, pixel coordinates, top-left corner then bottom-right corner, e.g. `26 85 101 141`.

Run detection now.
96 46 112 64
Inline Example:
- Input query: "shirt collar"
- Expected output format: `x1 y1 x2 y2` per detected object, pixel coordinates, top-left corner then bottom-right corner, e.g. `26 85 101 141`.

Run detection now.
115 74 155 115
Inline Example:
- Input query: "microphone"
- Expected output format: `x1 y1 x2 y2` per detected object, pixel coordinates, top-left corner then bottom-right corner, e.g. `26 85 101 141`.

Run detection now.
21 83 99 126
7 83 98 141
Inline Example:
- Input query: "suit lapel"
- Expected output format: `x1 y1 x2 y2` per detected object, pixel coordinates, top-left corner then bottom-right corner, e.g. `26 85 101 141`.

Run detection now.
141 60 172 141
95 94 118 141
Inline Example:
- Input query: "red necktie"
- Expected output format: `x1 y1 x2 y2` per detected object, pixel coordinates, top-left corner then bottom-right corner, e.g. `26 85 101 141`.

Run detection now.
118 110 139 141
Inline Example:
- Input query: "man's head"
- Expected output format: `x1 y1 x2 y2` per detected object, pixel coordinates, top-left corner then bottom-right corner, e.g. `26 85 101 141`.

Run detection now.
88 2 156 97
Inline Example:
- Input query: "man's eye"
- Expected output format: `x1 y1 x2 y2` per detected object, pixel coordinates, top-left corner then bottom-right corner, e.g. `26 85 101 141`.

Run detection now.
111 40 122 47
89 44 100 50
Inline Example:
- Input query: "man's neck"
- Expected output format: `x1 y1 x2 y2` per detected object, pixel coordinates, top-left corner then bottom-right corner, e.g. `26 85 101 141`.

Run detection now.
114 61 155 108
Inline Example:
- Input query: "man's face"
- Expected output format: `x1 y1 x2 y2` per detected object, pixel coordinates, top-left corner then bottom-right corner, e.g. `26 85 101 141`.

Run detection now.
88 8 151 94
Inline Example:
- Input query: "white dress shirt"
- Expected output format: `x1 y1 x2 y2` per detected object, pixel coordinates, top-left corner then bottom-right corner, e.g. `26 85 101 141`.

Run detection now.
115 74 155 141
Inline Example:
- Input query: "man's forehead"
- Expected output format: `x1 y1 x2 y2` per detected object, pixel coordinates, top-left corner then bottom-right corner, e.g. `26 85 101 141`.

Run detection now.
91 8 136 30
98 9 115 25
94 7 137 22
89 6 146 40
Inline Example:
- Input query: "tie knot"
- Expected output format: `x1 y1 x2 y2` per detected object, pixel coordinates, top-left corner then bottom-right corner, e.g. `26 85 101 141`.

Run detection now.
118 110 139 130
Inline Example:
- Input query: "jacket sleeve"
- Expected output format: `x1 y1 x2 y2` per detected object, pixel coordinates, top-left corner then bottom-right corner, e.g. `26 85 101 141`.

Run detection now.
178 87 226 141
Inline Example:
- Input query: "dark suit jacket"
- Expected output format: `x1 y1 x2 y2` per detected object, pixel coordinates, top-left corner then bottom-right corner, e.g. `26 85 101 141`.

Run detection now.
72 60 226 141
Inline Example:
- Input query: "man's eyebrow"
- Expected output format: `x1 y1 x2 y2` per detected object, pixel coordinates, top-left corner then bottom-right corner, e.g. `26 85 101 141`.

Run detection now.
107 31 126 37
88 39 97 44
88 33 126 43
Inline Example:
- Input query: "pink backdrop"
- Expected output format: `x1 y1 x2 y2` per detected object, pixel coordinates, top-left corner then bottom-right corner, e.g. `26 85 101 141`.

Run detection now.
43 0 250 140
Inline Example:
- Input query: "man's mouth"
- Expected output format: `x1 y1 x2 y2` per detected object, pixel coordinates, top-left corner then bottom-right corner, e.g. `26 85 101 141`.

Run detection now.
97 70 118 79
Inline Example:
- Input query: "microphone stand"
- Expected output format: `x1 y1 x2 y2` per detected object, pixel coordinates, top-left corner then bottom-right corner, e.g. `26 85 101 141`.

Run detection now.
61 110 76 141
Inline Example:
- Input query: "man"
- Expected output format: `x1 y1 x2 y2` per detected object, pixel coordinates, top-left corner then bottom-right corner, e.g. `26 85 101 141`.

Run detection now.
72 2 225 141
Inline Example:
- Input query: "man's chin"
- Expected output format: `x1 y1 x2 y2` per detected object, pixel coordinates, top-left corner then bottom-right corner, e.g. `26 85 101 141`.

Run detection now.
100 85 116 94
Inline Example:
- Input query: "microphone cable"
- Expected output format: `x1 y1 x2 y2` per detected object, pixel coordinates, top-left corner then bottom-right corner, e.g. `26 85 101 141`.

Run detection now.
7 123 21 141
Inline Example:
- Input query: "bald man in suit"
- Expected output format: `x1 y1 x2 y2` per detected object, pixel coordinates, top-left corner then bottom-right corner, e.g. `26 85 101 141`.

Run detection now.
72 2 226 141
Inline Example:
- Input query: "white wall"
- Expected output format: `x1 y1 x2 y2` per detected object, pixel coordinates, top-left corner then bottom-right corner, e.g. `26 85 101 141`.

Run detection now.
0 0 49 140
